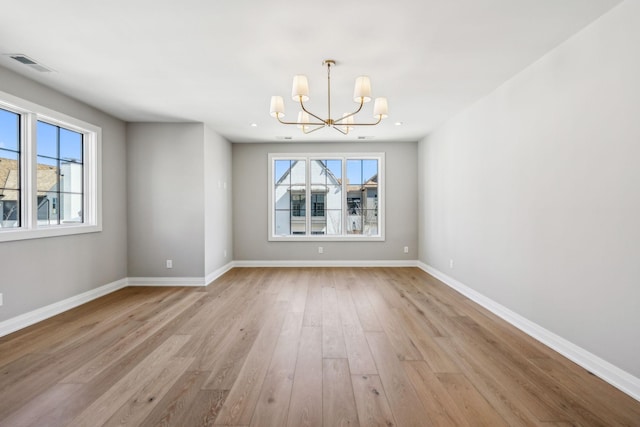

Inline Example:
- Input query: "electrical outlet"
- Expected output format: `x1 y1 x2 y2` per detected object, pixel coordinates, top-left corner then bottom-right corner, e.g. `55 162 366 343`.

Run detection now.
403 246 409 254
224 249 227 258
0 293 3 306
449 259 454 269
166 259 173 269
318 246 324 254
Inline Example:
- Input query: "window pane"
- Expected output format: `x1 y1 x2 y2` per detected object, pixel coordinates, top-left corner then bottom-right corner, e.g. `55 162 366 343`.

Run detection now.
311 160 325 184
37 157 59 192
326 160 342 179
288 160 305 186
0 110 20 228
37 192 60 225
311 193 324 217
0 108 20 152
60 128 83 163
326 210 342 235
274 160 291 184
37 121 58 158
0 149 19 190
273 159 307 237
60 192 83 223
362 159 378 183
60 161 83 193
347 159 363 185
291 193 305 217
326 184 341 210
0 191 19 228
274 210 291 235
362 209 379 236
274 185 290 210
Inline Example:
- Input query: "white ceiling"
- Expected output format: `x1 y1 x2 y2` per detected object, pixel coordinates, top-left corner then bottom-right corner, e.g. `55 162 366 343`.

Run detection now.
0 0 622 143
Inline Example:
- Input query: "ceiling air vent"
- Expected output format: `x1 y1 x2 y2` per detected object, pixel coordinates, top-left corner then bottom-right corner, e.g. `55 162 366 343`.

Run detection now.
7 54 53 72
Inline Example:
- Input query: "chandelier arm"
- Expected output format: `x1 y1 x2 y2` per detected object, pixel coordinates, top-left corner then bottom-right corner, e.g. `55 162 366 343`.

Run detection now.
333 99 365 125
342 116 383 126
298 97 327 125
332 125 349 135
302 124 326 134
275 114 324 126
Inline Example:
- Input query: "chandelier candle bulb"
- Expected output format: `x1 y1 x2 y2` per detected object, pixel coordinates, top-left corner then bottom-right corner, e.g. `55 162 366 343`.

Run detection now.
373 97 389 118
291 75 309 101
270 96 285 117
297 111 311 129
353 76 372 103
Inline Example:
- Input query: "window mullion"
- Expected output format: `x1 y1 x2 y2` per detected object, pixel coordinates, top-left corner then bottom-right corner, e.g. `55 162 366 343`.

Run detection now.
22 112 37 229
305 158 311 236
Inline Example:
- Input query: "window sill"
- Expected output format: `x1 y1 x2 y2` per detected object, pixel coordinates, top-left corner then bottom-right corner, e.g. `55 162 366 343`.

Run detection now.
0 223 102 242
269 234 385 242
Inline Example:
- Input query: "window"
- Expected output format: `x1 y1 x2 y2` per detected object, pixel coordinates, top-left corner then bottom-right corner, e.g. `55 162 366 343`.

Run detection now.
0 108 20 228
269 153 384 241
0 90 101 242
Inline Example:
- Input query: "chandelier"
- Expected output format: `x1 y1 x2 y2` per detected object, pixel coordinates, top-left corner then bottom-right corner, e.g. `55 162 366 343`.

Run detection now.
269 59 388 135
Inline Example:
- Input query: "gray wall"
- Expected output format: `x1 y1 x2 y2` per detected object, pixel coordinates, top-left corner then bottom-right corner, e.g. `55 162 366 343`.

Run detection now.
204 125 233 277
127 123 205 277
233 141 418 261
418 0 640 377
0 65 127 322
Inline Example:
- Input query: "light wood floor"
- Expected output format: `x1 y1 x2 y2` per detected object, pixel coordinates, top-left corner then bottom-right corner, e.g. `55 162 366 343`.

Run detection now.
1 268 638 426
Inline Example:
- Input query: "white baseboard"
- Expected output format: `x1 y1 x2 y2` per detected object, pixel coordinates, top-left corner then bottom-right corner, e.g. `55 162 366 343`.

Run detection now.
233 259 419 268
417 262 640 402
204 262 235 285
0 278 128 337
127 276 206 287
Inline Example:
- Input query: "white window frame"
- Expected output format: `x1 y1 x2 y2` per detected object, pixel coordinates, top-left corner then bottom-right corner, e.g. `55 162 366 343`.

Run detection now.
0 90 102 242
268 153 385 242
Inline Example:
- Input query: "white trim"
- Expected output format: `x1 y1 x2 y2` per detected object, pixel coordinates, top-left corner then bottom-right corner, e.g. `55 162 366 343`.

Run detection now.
233 260 418 268
127 277 206 287
0 278 128 337
417 262 640 402
204 262 235 285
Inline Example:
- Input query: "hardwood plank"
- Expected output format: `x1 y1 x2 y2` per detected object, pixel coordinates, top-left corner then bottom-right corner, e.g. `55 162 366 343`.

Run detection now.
139 369 210 427
102 356 193 426
202 289 279 390
63 291 206 383
323 358 359 427
302 271 323 327
322 286 347 359
437 373 510 427
529 357 640 426
348 279 383 332
351 374 396 427
336 288 378 375
287 327 323 427
435 336 544 427
67 334 191 426
250 312 303 427
365 331 434 426
213 301 288 425
0 383 84 427
402 361 471 427
178 390 229 427
451 315 610 425
362 270 423 361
